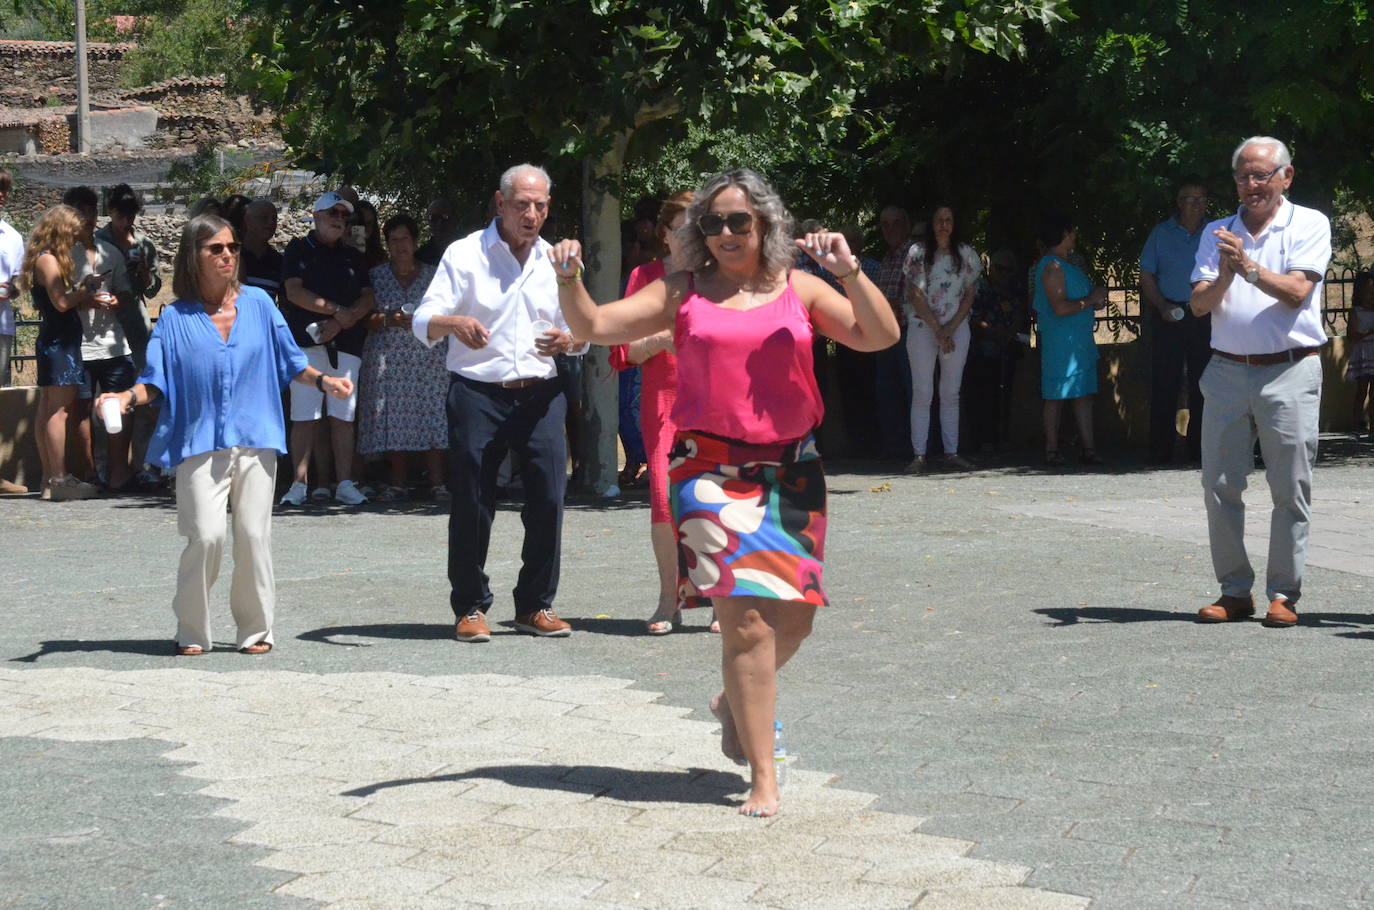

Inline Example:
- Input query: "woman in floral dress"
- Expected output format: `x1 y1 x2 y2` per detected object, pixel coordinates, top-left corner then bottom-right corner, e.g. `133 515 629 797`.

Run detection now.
357 214 448 501
902 204 982 472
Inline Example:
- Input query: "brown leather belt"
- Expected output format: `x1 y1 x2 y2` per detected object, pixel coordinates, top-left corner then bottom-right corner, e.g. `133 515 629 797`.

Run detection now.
1211 346 1321 366
498 377 543 389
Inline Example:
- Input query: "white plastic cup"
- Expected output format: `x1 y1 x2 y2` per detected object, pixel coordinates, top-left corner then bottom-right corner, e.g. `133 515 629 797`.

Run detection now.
0 281 10 301
99 397 123 434
1169 306 1186 322
530 319 555 355
306 321 324 343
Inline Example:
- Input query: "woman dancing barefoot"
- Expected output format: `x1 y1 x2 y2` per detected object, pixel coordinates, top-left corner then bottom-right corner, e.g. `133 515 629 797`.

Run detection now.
551 169 898 816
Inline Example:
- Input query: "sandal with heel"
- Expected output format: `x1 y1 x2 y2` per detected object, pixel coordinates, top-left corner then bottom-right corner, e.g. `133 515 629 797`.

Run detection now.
646 607 682 636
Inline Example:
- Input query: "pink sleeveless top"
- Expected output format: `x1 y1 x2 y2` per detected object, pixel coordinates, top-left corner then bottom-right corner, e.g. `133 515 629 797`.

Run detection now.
670 275 824 444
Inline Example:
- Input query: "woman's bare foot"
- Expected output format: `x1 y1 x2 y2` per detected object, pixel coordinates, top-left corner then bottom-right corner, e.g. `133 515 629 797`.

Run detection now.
739 780 780 817
709 692 746 765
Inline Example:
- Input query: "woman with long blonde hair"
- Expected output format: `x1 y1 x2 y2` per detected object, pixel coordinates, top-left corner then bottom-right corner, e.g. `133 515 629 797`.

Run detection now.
19 205 105 501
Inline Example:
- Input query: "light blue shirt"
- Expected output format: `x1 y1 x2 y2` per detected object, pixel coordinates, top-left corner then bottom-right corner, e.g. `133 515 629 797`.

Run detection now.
139 286 309 469
1140 217 1204 302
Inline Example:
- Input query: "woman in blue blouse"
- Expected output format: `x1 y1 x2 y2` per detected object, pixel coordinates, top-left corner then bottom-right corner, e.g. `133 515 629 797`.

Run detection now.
97 215 352 655
1032 215 1108 466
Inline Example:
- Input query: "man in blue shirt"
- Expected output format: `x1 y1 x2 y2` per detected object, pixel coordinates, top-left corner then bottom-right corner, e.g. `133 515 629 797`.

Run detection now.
1140 178 1210 464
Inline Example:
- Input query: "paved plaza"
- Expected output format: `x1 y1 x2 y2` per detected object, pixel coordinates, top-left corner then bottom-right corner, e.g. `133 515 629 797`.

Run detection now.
4 438 1374 909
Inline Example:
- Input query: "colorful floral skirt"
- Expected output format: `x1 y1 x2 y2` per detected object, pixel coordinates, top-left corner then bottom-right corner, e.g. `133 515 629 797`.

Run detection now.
669 430 828 606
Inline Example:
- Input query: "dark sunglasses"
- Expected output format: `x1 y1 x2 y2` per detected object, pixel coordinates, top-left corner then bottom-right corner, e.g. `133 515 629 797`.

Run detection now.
201 242 241 256
697 211 754 236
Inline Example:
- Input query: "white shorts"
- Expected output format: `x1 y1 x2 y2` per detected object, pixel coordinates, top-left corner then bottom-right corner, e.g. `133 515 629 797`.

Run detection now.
290 346 360 422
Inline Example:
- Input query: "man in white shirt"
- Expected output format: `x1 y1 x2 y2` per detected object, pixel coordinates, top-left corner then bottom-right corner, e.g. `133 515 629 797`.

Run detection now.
413 164 582 643
0 168 22 390
0 168 26 494
1190 136 1331 628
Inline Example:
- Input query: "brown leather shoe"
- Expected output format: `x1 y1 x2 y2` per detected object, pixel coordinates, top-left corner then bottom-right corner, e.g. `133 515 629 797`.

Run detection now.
1263 599 1298 628
455 610 491 643
514 608 572 637
1197 594 1255 623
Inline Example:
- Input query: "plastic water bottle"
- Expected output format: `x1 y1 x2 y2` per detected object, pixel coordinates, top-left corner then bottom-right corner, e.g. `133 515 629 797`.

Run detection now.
772 720 787 787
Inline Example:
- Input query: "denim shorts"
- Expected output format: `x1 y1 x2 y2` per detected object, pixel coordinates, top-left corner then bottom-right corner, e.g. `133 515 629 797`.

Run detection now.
36 337 87 388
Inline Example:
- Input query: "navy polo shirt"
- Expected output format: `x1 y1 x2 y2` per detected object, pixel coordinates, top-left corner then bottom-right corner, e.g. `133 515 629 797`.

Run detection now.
281 232 371 357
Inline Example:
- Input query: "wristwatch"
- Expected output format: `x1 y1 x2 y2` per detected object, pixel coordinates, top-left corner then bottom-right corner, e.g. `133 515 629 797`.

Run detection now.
1244 266 1260 285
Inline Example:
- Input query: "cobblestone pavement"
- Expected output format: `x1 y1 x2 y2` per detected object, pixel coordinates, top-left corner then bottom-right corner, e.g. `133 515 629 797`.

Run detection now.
4 438 1373 909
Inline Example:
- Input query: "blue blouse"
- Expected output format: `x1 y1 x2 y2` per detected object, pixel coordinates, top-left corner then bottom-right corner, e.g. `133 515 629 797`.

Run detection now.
140 286 309 468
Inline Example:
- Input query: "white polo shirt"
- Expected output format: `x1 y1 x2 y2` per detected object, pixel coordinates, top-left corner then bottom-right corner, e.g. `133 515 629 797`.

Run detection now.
1191 197 1331 355
0 219 22 337
412 219 583 383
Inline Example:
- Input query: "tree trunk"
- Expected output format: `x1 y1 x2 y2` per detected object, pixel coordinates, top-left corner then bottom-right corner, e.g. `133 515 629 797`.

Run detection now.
576 131 630 494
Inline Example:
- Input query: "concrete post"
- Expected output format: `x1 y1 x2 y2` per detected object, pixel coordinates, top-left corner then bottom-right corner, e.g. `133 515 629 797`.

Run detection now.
74 0 91 155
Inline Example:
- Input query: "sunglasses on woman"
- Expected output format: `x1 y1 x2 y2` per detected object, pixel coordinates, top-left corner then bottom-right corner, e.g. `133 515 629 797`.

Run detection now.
201 242 241 256
697 211 754 236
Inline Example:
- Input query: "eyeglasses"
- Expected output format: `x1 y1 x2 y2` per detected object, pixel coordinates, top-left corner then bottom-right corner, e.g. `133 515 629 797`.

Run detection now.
1232 166 1283 186
201 242 241 256
697 211 754 236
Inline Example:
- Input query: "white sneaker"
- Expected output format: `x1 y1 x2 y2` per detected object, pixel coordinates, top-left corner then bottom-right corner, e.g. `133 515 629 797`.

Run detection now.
278 481 308 506
310 486 332 502
334 479 368 505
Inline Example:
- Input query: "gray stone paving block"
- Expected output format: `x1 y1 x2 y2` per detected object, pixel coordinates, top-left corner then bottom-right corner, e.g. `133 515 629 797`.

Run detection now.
378 822 529 852
750 880 923 910
863 853 1031 890
431 870 603 906
589 871 761 909
915 887 1091 910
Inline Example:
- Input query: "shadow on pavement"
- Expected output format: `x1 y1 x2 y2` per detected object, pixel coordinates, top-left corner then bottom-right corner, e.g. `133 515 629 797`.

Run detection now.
341 764 744 805
1035 606 1195 625
10 638 172 662
298 623 456 646
570 616 714 637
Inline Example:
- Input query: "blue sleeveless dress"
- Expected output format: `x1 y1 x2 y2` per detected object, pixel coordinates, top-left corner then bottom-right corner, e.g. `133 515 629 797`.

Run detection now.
1032 255 1098 399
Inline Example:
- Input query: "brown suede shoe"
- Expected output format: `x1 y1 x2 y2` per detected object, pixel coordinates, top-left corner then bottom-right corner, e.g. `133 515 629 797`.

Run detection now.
514 608 572 637
455 610 491 643
1197 594 1255 623
1263 599 1298 628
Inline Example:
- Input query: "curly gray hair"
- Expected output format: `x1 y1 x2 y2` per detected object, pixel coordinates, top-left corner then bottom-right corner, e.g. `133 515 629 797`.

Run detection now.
675 168 796 279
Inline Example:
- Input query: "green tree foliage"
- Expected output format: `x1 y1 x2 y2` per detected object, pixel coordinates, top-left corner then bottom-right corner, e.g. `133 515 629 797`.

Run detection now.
867 0 1374 274
119 0 250 86
242 0 1064 489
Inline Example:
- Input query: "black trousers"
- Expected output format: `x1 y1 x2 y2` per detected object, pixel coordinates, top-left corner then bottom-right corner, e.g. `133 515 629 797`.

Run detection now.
1148 305 1212 461
964 353 1019 450
873 325 914 460
446 374 567 619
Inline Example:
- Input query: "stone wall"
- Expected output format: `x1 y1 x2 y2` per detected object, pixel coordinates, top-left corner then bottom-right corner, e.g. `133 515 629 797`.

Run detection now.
0 40 130 107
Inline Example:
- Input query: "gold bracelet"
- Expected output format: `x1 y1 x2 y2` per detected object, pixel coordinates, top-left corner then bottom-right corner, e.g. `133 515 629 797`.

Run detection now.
556 268 583 287
835 263 861 282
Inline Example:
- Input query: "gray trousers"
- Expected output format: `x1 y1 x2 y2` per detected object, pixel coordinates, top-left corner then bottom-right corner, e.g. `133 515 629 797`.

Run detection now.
1199 354 1322 605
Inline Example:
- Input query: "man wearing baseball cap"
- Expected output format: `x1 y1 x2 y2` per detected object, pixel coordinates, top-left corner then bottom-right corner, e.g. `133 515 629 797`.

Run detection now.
279 190 375 506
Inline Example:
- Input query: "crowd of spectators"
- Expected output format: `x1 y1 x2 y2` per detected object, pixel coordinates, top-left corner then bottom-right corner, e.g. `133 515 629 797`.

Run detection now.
1 162 1370 502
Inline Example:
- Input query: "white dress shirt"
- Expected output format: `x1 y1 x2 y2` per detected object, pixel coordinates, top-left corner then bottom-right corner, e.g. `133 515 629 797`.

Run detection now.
412 219 583 382
1191 197 1331 355
0 219 23 337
